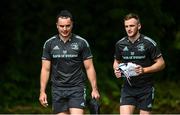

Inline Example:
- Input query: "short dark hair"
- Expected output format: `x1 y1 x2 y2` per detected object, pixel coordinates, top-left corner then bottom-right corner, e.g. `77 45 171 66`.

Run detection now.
56 10 73 22
124 13 140 23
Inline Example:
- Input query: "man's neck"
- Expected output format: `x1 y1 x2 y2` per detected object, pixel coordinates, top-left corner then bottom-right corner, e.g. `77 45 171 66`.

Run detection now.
128 33 140 43
59 34 72 43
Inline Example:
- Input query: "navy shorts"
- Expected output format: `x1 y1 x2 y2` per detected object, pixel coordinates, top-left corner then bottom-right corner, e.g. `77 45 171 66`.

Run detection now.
120 85 154 111
51 88 86 114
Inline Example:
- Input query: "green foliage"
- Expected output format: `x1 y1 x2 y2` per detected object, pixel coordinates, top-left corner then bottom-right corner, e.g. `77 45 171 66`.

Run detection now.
153 81 180 113
0 0 179 113
174 30 180 49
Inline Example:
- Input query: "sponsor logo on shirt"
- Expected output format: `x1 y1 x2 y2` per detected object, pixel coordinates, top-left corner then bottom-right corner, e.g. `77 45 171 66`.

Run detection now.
53 45 60 50
52 44 79 58
63 50 67 54
147 103 152 108
53 54 78 58
122 55 146 60
130 52 135 55
80 102 85 107
123 46 129 51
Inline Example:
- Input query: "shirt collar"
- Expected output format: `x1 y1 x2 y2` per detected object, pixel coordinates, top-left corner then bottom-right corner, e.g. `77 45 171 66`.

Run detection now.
58 34 72 42
127 34 141 43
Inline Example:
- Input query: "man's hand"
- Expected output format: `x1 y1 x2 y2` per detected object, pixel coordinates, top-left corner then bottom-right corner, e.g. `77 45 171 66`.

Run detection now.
135 65 144 75
39 92 48 107
114 68 121 78
91 89 100 100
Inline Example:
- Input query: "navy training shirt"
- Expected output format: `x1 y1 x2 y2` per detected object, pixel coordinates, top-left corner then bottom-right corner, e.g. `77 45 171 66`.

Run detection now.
42 34 92 90
114 34 162 87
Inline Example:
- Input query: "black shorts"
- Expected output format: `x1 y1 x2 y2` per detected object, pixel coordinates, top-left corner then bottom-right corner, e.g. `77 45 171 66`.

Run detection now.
120 85 154 111
51 88 86 114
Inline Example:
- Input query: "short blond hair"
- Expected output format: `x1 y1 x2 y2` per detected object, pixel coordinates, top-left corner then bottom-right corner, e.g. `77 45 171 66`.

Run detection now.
124 13 140 24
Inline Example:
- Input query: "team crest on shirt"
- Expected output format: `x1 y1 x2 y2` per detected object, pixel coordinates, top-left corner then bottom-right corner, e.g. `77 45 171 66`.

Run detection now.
71 43 79 50
137 44 145 52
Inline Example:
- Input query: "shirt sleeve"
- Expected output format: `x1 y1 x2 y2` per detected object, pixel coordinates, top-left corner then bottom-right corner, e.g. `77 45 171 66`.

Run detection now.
148 42 162 60
114 42 122 60
81 40 93 60
41 40 51 60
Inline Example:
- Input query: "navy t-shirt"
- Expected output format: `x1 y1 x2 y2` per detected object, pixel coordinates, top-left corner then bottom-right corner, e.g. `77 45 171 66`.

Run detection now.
114 34 162 87
42 34 92 90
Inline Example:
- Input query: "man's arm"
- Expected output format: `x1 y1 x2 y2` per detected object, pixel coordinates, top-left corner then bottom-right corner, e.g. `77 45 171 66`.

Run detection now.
143 56 165 74
113 59 122 78
84 59 100 100
39 60 51 107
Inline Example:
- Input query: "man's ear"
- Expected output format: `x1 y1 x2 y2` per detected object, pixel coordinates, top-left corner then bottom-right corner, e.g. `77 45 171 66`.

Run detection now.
138 23 141 30
56 23 58 29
